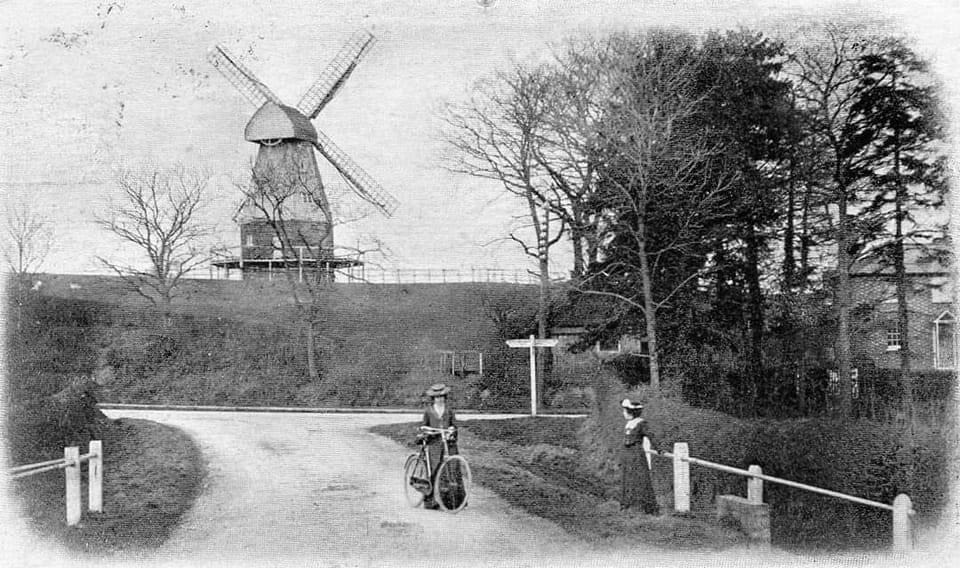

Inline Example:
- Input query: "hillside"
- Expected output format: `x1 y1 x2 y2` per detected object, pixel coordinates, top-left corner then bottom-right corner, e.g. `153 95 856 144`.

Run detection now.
30 274 559 408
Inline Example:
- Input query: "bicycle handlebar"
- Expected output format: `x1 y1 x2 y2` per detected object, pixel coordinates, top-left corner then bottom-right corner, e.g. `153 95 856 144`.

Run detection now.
418 426 456 440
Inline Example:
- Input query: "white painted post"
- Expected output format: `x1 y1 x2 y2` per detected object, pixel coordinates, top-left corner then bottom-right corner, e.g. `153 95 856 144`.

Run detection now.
64 446 81 526
748 465 763 504
673 442 690 513
506 335 557 416
528 335 537 416
892 494 912 552
88 441 103 513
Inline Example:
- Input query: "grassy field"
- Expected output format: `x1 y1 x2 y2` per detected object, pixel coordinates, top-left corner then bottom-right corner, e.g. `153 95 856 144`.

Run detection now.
10 417 206 555
371 417 748 550
33 274 559 410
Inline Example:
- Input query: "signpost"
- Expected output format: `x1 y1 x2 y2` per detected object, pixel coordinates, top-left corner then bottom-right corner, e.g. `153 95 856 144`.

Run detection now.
506 334 558 416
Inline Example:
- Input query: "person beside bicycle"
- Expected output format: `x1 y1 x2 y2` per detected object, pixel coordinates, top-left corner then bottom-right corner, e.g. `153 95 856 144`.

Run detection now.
418 383 459 509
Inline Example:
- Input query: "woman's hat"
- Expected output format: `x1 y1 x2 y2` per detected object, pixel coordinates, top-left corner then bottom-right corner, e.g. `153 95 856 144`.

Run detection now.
425 383 451 398
620 398 643 411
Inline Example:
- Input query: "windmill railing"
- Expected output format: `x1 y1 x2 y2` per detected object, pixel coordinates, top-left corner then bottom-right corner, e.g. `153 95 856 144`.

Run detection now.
205 256 565 285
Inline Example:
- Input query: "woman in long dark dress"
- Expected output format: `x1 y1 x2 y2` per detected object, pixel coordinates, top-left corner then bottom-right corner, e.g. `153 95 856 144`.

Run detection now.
420 383 460 509
620 398 659 515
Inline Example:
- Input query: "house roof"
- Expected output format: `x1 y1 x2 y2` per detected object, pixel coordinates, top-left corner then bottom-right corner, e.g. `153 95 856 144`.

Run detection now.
850 243 953 277
551 293 625 328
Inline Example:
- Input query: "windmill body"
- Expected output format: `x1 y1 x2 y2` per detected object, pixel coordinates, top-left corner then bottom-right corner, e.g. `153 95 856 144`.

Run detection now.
207 30 397 281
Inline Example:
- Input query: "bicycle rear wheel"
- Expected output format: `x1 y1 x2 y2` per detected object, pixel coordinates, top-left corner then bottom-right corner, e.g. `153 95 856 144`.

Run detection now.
403 454 430 507
434 455 471 513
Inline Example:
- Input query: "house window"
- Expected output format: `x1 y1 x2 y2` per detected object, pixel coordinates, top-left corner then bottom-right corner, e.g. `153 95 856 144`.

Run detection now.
245 234 254 247
934 311 956 369
885 325 902 351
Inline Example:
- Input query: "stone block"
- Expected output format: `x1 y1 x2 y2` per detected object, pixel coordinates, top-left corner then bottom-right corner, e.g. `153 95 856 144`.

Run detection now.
716 494 771 548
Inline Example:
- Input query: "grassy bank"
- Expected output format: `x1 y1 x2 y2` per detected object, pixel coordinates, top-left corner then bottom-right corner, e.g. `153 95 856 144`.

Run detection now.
10 417 206 554
370 417 747 550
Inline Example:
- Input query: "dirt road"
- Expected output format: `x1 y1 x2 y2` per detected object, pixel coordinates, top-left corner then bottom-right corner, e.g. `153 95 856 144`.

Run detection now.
12 409 899 568
96 409 646 568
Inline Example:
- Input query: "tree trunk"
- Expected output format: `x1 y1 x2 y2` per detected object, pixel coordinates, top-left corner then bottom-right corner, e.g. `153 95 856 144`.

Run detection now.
892 134 916 486
745 224 764 415
569 202 586 278
836 195 854 417
783 165 797 288
636 218 660 389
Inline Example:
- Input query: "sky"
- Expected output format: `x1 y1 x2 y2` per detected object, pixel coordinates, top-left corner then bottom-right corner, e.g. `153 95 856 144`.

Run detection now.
1 0 958 279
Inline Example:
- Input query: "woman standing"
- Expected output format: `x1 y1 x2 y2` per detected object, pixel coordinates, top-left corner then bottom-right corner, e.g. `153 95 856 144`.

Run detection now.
420 383 459 509
620 398 659 515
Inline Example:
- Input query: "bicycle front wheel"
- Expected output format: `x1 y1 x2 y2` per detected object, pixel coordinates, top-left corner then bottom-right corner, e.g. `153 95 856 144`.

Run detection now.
434 455 471 513
403 454 430 507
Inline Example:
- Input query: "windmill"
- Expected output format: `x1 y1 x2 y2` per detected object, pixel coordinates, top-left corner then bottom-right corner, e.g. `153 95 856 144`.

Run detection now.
208 29 397 281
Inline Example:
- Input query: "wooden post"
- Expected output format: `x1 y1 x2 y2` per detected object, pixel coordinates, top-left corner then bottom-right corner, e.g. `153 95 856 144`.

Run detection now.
748 465 763 504
892 493 912 552
673 442 690 513
88 441 102 513
65 446 81 526
529 336 537 415
506 335 557 417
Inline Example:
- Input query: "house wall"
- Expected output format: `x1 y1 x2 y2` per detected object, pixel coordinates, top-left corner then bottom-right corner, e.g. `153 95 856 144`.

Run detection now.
850 274 955 371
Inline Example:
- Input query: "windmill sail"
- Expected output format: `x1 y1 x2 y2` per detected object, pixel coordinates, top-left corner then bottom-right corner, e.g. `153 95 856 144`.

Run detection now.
208 45 283 109
313 129 398 217
296 30 376 119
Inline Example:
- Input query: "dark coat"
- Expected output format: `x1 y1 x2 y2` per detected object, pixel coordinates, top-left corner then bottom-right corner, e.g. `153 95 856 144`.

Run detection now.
422 405 458 473
421 405 460 508
621 417 659 514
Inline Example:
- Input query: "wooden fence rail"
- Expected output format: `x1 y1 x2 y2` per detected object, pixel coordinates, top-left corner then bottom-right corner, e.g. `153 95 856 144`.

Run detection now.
645 441 914 552
9 441 103 526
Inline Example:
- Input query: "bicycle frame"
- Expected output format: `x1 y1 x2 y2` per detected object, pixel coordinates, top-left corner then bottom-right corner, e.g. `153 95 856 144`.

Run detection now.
406 426 470 513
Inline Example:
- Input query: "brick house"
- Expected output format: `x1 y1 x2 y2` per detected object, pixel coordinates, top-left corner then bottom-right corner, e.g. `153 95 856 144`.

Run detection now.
849 244 956 371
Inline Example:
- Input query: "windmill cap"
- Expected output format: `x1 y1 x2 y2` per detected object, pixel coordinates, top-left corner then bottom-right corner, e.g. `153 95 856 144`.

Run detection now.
245 102 318 144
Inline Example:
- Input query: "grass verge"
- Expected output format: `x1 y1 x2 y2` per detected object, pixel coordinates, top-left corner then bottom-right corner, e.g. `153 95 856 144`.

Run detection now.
370 416 747 550
10 417 206 554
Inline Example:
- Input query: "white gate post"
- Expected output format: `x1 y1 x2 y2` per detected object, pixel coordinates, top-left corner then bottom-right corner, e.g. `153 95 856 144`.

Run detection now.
892 494 912 552
64 446 81 526
673 442 690 513
88 440 103 513
748 465 763 504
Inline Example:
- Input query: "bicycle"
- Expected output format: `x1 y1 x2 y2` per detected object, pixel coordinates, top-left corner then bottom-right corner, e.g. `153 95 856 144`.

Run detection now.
403 426 472 513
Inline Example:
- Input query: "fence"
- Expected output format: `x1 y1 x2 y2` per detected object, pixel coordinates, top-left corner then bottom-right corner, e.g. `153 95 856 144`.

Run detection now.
645 441 914 552
9 441 103 526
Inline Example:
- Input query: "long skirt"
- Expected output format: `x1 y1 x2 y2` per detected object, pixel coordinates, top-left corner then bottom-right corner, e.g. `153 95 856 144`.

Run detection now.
621 445 659 514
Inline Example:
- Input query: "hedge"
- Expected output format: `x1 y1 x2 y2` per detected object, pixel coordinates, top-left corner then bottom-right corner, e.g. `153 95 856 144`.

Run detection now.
579 376 953 550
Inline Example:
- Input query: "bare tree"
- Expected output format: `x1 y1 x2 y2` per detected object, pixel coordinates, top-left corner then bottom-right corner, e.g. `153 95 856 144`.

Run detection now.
535 35 617 278
585 31 737 389
3 199 53 278
97 164 212 307
786 22 894 416
235 159 382 381
3 199 54 330
440 63 564 393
